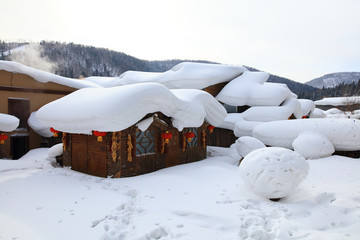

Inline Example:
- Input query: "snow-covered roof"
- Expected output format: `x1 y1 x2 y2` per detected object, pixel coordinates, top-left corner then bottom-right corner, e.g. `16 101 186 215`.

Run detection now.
36 82 227 134
298 99 315 116
0 60 101 89
104 62 247 89
314 96 360 106
216 71 293 106
0 60 247 90
0 113 19 132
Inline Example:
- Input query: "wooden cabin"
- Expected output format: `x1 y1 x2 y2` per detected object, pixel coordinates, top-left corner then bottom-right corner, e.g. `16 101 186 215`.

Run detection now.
57 113 213 177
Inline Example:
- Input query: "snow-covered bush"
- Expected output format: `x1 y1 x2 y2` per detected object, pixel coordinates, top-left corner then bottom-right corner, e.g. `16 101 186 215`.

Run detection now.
292 131 335 159
235 136 265 158
239 147 309 200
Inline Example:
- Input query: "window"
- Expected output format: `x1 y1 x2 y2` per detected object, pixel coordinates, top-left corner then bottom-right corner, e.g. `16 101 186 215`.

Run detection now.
186 128 198 147
136 129 155 156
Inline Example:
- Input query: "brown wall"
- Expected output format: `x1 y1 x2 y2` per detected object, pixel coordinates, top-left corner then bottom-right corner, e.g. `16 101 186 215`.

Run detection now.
62 123 209 178
0 70 76 158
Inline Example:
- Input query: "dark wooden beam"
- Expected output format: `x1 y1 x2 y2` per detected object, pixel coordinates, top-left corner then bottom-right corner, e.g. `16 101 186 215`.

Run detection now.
0 85 73 95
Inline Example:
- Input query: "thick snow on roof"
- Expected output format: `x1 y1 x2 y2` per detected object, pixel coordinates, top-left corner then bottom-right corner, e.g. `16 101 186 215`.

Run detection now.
216 71 293 106
108 62 247 89
298 99 315 116
315 96 360 106
0 60 101 89
36 83 227 134
0 61 247 90
219 98 303 136
0 113 19 132
27 112 53 138
252 118 360 151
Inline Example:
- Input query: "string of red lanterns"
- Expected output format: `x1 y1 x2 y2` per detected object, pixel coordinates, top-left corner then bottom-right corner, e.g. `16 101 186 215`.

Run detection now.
161 131 173 144
93 131 107 142
50 127 60 137
0 133 8 144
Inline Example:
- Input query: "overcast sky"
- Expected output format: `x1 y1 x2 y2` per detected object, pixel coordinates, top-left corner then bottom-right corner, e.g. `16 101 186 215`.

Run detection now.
2 0 360 83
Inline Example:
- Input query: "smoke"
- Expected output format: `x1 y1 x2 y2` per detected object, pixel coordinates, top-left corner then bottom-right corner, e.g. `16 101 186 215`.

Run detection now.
9 43 58 73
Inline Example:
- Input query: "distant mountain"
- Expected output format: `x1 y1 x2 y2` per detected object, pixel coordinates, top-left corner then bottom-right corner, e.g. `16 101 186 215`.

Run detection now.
306 72 360 89
0 40 317 99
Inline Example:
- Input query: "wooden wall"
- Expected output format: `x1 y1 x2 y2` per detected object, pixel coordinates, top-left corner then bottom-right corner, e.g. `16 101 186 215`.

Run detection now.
207 127 237 147
62 123 209 178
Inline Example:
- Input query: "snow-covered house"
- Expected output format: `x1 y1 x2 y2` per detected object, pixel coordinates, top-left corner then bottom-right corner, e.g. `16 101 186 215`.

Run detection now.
0 60 246 159
37 83 227 177
0 61 90 158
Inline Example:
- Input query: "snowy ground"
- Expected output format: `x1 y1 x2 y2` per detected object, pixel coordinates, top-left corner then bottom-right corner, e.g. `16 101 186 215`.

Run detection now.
0 147 360 240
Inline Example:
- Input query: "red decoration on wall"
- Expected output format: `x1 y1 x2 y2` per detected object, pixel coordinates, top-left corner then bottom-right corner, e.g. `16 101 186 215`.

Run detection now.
185 131 195 142
93 131 107 142
0 133 8 144
207 125 215 133
161 131 173 144
50 127 60 137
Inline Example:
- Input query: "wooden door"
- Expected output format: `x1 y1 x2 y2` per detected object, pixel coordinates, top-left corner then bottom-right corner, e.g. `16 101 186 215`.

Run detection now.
10 135 29 159
165 129 179 167
71 134 107 177
87 134 107 177
8 98 30 129
71 134 88 174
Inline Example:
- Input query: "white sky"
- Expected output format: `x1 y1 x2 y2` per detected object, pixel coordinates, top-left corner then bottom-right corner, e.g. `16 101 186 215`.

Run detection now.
2 0 360 83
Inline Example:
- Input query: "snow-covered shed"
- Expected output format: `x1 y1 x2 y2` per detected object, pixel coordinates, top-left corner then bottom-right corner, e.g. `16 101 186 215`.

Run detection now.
37 83 227 177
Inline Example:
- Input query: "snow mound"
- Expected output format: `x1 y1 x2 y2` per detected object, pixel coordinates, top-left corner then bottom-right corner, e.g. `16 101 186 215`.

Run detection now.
239 147 309 199
235 136 266 158
216 71 293 106
0 113 19 132
292 131 335 159
37 83 227 134
48 143 63 159
252 118 360 151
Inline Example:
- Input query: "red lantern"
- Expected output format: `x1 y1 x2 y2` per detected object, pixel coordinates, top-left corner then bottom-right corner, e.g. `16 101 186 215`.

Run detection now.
302 116 307 119
50 127 60 137
185 131 195 142
93 131 107 142
161 131 173 144
0 133 8 144
207 125 215 133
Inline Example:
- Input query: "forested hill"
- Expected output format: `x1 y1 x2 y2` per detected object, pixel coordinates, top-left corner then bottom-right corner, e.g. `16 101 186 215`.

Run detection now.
1 40 356 100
